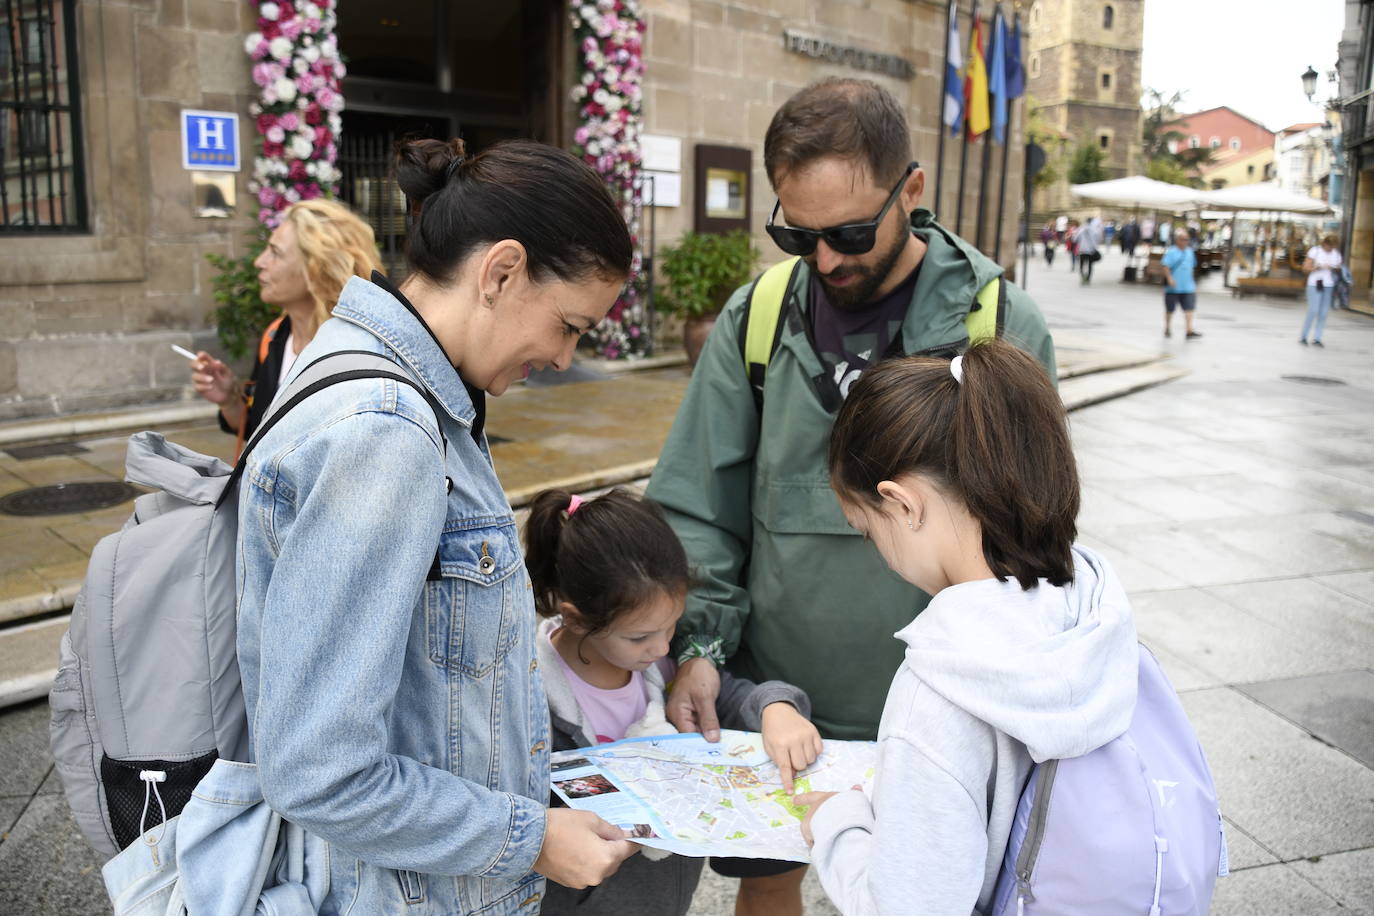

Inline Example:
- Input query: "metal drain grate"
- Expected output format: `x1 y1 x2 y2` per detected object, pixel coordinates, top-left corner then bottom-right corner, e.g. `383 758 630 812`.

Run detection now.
3 441 91 460
0 481 138 517
1280 374 1347 387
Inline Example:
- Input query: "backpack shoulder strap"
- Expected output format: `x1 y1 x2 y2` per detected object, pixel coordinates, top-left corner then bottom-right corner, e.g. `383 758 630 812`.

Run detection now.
740 257 803 409
965 275 1007 344
215 350 449 509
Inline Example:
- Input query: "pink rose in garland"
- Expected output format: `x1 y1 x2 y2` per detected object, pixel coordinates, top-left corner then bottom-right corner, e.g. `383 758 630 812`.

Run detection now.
245 0 345 228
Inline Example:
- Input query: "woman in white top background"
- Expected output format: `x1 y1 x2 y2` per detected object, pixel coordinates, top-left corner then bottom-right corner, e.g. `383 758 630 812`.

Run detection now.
1300 234 1343 347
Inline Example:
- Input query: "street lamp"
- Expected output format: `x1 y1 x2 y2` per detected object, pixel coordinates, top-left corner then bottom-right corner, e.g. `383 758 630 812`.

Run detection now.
1302 66 1319 102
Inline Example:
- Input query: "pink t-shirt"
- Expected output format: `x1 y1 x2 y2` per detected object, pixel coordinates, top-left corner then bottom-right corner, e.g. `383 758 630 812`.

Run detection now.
552 637 647 744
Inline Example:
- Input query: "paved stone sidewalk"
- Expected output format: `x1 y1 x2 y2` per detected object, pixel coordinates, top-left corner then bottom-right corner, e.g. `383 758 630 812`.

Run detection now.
3 249 1372 913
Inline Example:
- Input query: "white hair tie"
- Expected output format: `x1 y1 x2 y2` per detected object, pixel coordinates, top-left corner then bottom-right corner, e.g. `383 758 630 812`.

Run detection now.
950 354 965 384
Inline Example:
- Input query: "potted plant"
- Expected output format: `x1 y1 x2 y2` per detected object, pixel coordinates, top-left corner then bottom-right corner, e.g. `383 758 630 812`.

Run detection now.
654 229 760 367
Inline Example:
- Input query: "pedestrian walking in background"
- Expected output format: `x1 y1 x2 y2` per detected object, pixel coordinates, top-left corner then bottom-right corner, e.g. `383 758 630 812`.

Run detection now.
1066 220 1079 271
1055 213 1068 240
1300 235 1343 347
1120 218 1140 257
1162 229 1201 339
1040 222 1057 266
1141 216 1155 246
1077 217 1102 285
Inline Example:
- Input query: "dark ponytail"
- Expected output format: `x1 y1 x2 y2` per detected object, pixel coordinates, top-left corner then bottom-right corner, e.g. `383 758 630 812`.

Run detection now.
394 138 633 286
828 340 1079 589
522 488 691 633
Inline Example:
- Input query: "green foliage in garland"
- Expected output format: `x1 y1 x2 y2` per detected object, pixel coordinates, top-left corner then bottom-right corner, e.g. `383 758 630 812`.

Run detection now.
205 236 274 360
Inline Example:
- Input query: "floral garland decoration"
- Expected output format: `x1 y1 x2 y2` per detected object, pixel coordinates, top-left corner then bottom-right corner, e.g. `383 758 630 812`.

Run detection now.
569 0 648 359
244 0 345 227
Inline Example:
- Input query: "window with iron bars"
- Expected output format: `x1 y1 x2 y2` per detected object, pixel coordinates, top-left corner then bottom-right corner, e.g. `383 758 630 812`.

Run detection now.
1 0 85 233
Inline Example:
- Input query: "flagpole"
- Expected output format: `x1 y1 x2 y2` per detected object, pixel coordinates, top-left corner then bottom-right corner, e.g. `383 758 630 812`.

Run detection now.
975 5 999 250
935 0 955 216
994 11 1017 262
956 0 977 237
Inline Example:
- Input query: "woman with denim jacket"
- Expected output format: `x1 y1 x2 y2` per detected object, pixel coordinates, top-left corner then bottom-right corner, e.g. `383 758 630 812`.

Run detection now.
234 138 637 914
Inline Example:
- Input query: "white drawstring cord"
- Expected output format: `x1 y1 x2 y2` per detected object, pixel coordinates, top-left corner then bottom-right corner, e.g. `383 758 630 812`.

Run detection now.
1149 835 1167 916
139 769 169 849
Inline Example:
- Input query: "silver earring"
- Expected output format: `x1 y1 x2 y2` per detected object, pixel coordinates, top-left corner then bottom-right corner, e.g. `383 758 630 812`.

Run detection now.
907 519 915 530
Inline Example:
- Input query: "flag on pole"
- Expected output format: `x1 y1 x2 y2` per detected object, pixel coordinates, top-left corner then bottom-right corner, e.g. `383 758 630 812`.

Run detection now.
942 1 964 136
990 6 1008 144
964 4 989 139
1006 12 1025 100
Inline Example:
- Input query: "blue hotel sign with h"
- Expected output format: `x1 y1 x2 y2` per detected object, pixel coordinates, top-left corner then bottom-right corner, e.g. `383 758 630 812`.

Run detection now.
181 110 240 172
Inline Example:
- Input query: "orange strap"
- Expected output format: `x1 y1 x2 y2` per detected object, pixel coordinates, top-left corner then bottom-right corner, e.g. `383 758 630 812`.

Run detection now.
234 316 286 461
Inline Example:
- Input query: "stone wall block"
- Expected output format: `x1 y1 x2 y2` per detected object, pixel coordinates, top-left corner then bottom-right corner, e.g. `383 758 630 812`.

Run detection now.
741 33 813 85
189 0 241 33
138 28 200 102
17 337 149 399
724 6 780 34
158 0 186 29
689 0 725 26
35 296 127 336
693 24 741 73
697 91 751 144
0 342 17 395
144 242 199 298
646 12 690 62
196 32 250 96
147 129 200 237
648 86 692 133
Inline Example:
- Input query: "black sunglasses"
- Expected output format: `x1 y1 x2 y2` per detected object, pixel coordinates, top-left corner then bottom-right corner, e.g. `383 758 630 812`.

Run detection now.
765 162 918 257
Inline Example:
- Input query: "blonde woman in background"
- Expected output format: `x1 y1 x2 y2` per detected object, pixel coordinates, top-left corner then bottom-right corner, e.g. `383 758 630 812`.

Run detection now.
191 199 383 451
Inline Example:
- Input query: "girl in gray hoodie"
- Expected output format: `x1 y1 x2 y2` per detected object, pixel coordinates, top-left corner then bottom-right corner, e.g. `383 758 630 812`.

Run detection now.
798 340 1139 915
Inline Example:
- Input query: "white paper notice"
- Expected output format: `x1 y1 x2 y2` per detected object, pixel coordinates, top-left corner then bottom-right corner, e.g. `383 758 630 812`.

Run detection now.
645 171 681 207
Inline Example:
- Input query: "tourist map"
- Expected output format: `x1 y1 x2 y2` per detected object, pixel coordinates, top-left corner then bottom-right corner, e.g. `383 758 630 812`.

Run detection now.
549 730 877 861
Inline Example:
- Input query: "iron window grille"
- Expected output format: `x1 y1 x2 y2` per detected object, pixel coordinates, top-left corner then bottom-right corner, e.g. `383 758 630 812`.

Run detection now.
1 0 86 233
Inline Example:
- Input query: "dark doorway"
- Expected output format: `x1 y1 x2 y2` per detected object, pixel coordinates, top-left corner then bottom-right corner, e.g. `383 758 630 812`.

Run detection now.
337 0 565 272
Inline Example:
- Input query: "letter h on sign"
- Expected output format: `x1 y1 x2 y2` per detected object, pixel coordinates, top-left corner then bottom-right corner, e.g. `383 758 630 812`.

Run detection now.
181 109 240 172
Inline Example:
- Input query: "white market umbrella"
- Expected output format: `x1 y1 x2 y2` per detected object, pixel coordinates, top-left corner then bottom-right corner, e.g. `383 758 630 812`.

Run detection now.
1197 183 1331 214
1069 175 1207 211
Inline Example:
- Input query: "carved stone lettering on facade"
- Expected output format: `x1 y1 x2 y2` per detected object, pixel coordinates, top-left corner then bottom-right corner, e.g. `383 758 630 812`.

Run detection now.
782 30 914 80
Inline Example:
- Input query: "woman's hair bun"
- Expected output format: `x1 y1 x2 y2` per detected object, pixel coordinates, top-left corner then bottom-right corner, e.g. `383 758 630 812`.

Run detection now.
394 137 466 213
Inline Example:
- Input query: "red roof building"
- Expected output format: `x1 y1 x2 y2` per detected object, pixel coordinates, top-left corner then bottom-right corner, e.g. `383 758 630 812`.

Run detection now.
1162 106 1275 157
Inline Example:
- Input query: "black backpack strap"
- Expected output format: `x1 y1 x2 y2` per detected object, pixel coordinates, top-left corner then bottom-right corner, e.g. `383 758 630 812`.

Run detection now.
215 350 451 510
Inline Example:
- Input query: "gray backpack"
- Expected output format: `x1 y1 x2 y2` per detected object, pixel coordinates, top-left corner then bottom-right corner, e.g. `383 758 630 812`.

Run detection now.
49 351 447 858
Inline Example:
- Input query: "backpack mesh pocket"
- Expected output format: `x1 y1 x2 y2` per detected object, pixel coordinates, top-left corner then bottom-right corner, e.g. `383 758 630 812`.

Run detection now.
100 751 217 850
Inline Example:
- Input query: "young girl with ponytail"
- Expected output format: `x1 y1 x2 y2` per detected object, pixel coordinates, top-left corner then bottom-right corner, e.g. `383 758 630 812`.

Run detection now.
523 488 821 915
798 340 1140 914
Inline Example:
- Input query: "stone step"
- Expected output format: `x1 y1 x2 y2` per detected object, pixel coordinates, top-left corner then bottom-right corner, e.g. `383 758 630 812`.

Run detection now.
0 616 66 708
1060 361 1190 410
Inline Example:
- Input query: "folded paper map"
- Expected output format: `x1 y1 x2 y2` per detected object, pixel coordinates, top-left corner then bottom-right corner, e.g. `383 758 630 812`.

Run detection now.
549 730 877 861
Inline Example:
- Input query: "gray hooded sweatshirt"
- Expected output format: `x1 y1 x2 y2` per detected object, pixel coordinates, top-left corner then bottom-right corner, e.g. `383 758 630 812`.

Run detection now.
810 545 1139 915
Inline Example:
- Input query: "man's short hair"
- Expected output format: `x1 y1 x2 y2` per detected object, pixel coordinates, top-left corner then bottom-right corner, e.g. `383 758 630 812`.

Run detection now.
764 78 912 189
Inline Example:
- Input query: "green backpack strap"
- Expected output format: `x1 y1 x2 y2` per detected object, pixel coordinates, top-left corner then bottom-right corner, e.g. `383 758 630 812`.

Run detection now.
965 274 1007 344
740 262 1006 410
740 256 803 409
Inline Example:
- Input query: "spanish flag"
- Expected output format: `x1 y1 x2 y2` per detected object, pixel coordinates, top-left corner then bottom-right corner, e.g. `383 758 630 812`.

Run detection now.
964 3 990 139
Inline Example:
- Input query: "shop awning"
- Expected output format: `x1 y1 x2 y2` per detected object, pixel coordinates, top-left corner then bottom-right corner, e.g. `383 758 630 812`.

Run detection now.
1068 176 1207 210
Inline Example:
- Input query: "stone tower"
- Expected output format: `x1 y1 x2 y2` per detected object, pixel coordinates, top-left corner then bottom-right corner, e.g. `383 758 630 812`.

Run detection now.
1025 0 1144 216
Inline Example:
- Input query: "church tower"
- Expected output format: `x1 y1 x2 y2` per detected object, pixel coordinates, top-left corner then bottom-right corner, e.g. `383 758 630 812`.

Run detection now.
1025 0 1145 216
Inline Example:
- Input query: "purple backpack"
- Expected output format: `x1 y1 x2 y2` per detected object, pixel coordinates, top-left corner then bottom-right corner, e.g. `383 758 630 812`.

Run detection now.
991 645 1226 915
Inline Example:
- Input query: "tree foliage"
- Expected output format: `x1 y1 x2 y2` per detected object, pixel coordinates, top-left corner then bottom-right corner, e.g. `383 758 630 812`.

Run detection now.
1068 143 1109 185
1140 87 1216 187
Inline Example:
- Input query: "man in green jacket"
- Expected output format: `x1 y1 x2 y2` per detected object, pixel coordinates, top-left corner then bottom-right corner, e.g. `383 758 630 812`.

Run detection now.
646 78 1055 914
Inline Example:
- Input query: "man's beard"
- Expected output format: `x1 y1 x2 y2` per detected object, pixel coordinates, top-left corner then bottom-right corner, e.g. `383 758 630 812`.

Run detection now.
812 225 909 311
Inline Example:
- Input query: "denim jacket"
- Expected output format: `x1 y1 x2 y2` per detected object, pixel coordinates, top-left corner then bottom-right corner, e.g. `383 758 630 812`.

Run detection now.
236 276 550 915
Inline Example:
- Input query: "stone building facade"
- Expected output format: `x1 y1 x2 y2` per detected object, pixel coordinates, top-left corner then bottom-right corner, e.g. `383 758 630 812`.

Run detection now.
1025 0 1143 218
1 0 1026 421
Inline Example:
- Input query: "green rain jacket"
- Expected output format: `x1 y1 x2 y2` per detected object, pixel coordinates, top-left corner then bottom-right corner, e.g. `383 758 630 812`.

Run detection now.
646 212 1057 741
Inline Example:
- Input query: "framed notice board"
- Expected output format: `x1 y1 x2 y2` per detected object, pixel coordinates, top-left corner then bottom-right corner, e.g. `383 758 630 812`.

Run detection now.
694 144 751 234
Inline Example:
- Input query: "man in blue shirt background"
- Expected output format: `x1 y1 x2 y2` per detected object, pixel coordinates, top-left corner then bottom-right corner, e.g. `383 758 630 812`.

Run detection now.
1161 228 1201 339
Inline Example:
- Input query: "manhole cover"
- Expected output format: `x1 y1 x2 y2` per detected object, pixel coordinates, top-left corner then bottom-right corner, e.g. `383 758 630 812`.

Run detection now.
2 441 91 460
0 481 138 516
1280 374 1347 386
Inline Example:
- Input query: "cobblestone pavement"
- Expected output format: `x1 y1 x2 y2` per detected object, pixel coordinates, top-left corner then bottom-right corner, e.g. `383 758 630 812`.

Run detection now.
3 248 1372 914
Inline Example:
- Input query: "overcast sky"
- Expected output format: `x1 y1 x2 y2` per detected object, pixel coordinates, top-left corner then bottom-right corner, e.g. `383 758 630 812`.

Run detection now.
1140 0 1346 132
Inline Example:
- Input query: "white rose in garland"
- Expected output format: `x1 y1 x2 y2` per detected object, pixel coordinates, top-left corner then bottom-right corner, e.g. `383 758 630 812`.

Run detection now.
246 0 345 227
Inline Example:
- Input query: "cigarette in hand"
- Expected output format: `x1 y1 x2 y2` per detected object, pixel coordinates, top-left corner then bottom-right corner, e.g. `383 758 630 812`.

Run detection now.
171 344 199 361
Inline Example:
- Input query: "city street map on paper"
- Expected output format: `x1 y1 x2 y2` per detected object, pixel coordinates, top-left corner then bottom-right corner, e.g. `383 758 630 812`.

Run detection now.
549 730 877 861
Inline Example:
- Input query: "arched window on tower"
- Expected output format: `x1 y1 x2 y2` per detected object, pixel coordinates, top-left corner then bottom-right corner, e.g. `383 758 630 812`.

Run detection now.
1103 5 1114 28
1031 3 1041 28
